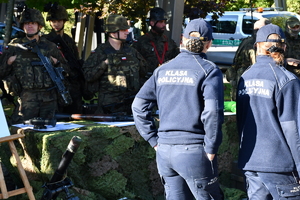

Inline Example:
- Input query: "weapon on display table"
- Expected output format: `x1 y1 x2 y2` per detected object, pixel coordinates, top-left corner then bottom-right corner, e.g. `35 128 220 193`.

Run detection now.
19 39 72 105
41 136 82 200
23 117 57 129
55 113 134 122
23 114 134 129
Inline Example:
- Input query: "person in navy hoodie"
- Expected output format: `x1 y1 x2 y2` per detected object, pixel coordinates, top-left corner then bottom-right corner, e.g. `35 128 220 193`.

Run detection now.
236 24 300 199
131 18 224 200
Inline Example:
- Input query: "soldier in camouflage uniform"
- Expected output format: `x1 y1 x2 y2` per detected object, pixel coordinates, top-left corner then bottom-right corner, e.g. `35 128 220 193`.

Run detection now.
82 14 147 115
43 4 87 114
226 18 270 101
284 17 300 78
132 7 179 77
0 8 69 124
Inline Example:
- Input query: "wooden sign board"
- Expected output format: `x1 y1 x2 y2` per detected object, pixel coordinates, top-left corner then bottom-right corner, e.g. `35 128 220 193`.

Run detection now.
0 101 11 137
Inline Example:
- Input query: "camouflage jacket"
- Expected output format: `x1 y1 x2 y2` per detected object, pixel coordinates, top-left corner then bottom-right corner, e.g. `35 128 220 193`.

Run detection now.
82 41 147 105
284 33 300 78
284 33 300 60
226 36 256 82
0 36 68 96
132 30 180 75
43 30 81 79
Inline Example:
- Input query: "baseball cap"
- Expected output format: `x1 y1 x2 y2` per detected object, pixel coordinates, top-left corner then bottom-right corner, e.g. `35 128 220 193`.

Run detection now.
255 24 285 43
183 18 213 41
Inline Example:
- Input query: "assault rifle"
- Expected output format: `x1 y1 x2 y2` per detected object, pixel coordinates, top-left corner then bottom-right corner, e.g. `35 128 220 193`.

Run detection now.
55 113 134 122
20 39 72 105
49 35 84 79
41 136 81 200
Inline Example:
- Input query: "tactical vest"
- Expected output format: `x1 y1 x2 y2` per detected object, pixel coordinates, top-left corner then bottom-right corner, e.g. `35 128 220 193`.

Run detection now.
100 45 140 93
13 47 54 89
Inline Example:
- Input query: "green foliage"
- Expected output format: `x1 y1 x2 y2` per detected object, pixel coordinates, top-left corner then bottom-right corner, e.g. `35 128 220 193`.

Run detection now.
222 186 247 200
287 0 300 14
92 170 127 199
104 135 135 159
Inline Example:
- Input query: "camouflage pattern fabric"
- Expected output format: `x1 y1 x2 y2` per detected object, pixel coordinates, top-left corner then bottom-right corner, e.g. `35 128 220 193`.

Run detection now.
19 8 45 27
132 31 179 76
226 36 256 101
284 32 300 78
44 30 84 114
82 42 147 114
0 36 68 122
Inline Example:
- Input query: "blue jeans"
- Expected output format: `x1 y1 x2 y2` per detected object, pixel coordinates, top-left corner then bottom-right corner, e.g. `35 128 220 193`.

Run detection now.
156 143 223 200
244 171 300 200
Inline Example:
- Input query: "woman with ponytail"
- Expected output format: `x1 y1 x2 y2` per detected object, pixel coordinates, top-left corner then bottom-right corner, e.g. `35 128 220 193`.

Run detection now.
132 18 224 200
236 24 300 200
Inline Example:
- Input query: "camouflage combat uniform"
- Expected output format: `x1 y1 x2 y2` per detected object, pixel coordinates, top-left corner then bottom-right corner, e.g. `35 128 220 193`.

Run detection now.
44 4 87 114
132 31 179 75
0 36 68 123
226 36 256 101
284 26 300 78
44 30 84 114
82 42 147 115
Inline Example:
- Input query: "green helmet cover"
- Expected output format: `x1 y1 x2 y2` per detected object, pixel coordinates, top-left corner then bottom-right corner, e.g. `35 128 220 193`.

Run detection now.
105 14 130 33
19 8 45 27
46 5 69 21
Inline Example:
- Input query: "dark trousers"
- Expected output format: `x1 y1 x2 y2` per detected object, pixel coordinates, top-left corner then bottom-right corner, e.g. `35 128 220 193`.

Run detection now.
156 143 223 200
244 171 300 200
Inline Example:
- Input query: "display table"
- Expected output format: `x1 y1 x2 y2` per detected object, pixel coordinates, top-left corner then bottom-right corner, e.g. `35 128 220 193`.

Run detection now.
1 114 245 200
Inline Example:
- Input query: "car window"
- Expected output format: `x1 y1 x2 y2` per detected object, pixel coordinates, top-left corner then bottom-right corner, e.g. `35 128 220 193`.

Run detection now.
242 16 258 35
262 14 296 31
207 15 238 34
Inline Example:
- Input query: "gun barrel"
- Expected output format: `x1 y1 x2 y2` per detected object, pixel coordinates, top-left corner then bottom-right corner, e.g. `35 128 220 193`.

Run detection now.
55 113 134 122
49 136 82 183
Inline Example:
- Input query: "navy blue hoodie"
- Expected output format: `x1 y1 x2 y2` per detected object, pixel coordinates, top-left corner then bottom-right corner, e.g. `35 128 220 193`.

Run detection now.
237 55 300 174
132 49 224 154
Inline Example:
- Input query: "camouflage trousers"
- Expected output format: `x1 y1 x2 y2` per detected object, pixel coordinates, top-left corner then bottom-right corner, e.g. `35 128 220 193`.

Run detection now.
96 92 134 115
18 89 58 121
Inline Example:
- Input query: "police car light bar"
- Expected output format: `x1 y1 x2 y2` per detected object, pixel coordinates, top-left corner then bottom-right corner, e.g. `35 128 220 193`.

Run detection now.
239 7 284 12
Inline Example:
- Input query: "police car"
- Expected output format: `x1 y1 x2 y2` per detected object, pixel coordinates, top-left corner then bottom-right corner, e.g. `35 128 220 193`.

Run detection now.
204 7 300 69
0 22 23 54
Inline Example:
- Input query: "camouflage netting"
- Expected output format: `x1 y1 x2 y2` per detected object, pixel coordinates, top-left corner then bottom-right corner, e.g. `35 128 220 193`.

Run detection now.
0 116 246 200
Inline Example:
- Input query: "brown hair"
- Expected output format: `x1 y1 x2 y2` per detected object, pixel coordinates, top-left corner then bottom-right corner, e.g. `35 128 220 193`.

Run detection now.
256 34 285 65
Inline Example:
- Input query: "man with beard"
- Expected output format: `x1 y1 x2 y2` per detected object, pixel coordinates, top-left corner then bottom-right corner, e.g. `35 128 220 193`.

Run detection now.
0 8 69 123
132 7 179 78
283 16 300 78
44 4 87 114
82 14 147 115
226 18 270 101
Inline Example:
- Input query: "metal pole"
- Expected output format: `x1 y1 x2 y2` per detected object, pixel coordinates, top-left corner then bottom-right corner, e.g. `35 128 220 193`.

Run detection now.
4 0 15 47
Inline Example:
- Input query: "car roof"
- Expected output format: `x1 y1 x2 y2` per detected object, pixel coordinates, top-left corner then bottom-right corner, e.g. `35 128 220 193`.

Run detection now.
207 10 300 19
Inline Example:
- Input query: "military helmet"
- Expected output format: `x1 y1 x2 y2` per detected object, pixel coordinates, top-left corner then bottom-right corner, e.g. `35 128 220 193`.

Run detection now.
286 16 300 28
105 14 129 33
19 8 45 27
147 7 168 21
46 5 69 21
